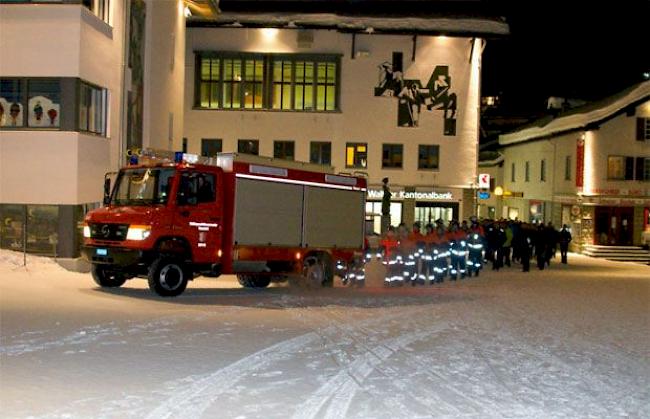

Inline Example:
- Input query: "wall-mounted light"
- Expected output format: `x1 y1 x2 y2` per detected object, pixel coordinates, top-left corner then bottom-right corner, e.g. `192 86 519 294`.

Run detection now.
261 28 279 39
184 5 192 18
494 186 504 196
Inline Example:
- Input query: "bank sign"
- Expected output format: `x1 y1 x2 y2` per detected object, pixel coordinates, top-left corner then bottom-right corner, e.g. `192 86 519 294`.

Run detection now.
367 189 454 201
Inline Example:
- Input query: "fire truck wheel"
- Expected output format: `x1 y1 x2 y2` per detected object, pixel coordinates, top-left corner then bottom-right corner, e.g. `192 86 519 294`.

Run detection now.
91 265 127 288
148 258 189 297
303 254 334 287
237 274 271 288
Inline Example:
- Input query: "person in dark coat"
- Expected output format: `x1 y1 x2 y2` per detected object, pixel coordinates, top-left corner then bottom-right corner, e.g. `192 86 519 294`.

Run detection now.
512 222 531 272
534 223 547 270
558 224 572 264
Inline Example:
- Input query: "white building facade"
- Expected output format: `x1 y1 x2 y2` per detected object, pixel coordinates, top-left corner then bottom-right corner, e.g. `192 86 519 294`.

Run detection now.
184 12 507 233
498 82 650 247
0 0 188 258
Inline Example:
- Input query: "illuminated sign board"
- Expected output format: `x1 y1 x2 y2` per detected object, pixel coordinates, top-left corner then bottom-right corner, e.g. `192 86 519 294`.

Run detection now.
478 173 490 189
367 189 454 201
478 191 490 200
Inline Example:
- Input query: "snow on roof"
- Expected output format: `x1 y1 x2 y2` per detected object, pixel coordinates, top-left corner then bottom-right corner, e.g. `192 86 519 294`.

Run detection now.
193 12 509 37
499 81 650 146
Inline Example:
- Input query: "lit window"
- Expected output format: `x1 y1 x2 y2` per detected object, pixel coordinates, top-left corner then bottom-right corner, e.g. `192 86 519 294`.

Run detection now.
346 143 367 169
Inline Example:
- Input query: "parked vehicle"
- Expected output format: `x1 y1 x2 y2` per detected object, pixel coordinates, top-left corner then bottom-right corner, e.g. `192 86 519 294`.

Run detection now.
82 150 367 296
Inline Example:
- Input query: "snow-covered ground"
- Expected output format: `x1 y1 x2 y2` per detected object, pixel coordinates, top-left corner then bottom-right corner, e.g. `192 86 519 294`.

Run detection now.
1 250 648 419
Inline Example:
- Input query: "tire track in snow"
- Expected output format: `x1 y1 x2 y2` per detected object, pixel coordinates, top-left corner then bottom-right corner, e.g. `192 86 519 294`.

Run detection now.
142 300 430 419
143 331 320 419
293 320 451 419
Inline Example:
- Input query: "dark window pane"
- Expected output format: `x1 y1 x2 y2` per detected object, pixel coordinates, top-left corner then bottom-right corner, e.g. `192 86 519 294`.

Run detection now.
0 79 24 127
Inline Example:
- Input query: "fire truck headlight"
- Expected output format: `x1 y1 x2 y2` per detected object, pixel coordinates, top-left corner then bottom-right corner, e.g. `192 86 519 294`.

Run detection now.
126 225 152 241
83 225 91 238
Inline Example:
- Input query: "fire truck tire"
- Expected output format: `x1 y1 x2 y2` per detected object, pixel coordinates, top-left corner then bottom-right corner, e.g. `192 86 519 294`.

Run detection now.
148 258 189 297
91 265 127 288
303 253 334 287
237 274 271 288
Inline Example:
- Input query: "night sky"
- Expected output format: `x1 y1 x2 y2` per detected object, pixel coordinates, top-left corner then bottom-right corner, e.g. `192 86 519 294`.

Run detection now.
482 0 650 111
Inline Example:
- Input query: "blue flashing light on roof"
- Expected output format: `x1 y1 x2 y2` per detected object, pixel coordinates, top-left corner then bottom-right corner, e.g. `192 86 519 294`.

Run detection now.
174 152 184 163
129 155 139 165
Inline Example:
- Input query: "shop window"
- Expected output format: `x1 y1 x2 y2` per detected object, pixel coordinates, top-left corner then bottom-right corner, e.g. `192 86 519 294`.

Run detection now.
418 145 439 170
365 201 402 234
274 140 295 160
201 138 222 157
310 141 331 165
346 142 367 169
238 139 259 155
382 144 403 169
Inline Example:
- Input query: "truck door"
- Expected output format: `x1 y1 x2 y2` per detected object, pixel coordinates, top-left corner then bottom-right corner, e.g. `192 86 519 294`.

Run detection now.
176 170 222 264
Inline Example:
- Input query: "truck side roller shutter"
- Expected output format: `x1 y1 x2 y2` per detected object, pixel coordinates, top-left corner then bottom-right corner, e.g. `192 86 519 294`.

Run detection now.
234 178 303 247
303 187 365 249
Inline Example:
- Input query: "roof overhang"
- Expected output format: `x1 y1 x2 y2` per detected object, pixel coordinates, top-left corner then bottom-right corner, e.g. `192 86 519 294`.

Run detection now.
187 11 509 37
499 81 650 147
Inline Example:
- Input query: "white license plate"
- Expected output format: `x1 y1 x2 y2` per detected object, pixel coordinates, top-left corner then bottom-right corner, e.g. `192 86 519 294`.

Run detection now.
96 248 108 256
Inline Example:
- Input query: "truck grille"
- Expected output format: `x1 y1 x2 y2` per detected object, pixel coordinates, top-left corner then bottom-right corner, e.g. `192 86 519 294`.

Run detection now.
89 223 129 241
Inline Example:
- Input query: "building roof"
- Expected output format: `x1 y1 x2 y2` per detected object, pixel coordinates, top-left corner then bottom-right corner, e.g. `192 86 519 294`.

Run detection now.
188 1 509 37
499 81 650 146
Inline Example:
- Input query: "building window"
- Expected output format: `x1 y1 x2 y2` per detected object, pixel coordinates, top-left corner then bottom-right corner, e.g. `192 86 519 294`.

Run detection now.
222 58 243 109
418 145 439 170
607 156 634 180
82 0 111 24
524 161 530 182
196 52 339 112
637 118 650 141
540 159 546 182
78 81 107 136
274 140 295 160
310 141 331 165
564 155 571 180
635 157 650 181
511 162 516 182
0 79 25 127
201 138 222 157
382 144 403 169
198 57 220 108
238 139 259 155
272 60 292 110
1 78 62 128
346 143 367 169
243 58 264 109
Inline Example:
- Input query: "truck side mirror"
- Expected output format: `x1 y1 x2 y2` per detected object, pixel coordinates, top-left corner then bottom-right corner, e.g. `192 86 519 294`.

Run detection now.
103 177 111 206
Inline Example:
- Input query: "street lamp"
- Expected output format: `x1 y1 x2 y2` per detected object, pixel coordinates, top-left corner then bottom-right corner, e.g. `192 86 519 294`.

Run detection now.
494 186 504 220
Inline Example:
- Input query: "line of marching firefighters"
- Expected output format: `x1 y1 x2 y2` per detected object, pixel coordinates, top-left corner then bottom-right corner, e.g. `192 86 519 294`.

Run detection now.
341 218 572 287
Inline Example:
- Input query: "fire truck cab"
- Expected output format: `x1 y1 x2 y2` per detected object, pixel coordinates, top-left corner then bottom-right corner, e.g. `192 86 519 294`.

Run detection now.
82 151 367 296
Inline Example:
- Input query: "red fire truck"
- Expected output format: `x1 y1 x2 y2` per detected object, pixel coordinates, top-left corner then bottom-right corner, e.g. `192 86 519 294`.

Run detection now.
81 151 367 296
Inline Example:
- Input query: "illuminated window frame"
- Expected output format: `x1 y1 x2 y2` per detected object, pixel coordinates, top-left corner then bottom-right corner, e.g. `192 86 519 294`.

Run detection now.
346 142 367 169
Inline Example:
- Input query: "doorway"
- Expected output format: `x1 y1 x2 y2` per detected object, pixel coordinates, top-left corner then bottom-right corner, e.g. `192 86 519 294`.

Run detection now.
594 206 634 246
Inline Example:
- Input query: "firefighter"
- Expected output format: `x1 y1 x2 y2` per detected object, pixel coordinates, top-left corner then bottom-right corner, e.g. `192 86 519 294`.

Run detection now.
380 226 400 286
396 223 412 286
422 223 437 284
466 219 484 277
448 220 467 280
432 219 449 283
406 222 426 286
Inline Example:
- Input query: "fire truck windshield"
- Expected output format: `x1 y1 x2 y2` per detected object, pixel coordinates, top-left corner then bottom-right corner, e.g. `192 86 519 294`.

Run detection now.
111 168 175 206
